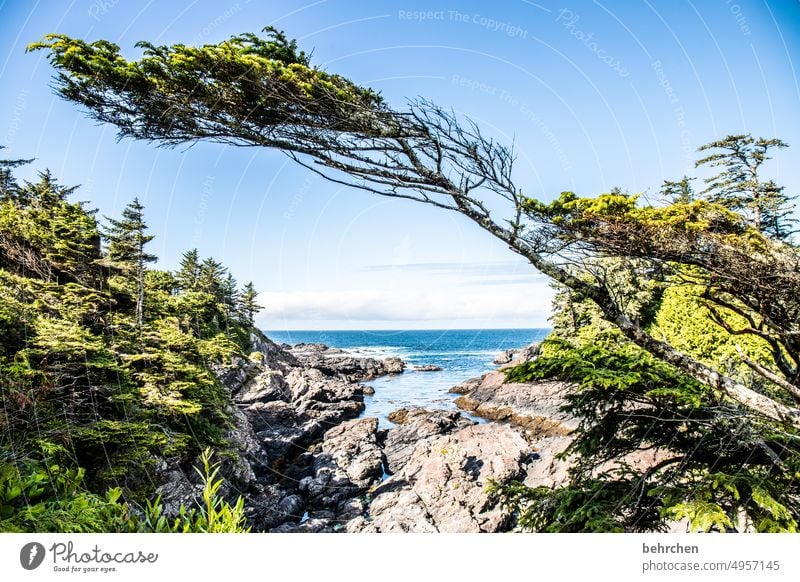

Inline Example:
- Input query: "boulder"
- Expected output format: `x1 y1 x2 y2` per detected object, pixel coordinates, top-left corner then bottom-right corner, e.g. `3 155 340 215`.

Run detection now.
510 342 541 365
492 343 540 366
383 407 475 473
302 418 384 510
493 349 516 365
383 357 406 374
448 375 485 395
347 423 529 532
413 364 443 372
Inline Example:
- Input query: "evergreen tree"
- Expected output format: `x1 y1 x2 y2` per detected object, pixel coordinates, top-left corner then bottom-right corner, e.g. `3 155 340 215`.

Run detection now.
198 257 226 301
0 147 32 200
659 176 695 204
176 248 200 291
696 135 793 237
23 169 78 208
239 282 262 326
759 179 797 240
220 273 239 330
104 198 156 328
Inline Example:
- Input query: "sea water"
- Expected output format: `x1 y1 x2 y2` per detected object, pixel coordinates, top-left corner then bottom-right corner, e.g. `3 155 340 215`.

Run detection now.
266 328 550 428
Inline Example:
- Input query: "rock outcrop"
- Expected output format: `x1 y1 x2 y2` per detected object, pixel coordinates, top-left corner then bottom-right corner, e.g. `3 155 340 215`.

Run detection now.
347 421 530 532
451 369 577 435
492 342 540 365
448 360 580 494
154 332 405 532
198 334 681 533
287 343 407 381
412 364 443 372
383 407 474 473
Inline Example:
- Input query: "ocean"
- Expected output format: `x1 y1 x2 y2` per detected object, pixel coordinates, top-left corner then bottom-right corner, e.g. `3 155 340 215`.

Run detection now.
266 328 551 428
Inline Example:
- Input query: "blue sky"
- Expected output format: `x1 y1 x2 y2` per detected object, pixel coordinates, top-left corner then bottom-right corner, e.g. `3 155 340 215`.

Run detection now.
1 0 798 330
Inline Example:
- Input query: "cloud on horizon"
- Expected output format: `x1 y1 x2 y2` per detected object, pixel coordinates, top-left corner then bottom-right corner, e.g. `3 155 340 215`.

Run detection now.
257 284 553 326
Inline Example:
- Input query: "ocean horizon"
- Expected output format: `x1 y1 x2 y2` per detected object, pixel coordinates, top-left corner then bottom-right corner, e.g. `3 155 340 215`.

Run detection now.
266 328 551 427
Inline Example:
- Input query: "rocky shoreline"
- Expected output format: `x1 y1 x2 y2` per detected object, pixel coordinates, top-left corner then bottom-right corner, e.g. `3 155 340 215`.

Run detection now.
159 334 577 532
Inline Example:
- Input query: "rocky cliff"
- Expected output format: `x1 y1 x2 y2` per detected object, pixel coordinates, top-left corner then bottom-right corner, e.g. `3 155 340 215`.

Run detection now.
158 336 586 533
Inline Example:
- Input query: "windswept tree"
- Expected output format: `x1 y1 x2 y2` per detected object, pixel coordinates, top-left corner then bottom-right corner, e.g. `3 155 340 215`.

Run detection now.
104 197 156 328
29 29 800 530
696 134 794 238
29 29 800 427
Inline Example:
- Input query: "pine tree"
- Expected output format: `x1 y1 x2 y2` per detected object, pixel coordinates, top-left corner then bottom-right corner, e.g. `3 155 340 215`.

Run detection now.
696 135 793 237
24 169 78 208
176 248 200 291
104 198 156 328
660 176 695 204
238 282 262 326
220 273 239 330
0 147 32 201
197 257 227 301
759 179 797 240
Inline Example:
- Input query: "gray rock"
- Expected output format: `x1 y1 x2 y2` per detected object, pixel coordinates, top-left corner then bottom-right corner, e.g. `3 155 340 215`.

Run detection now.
322 417 384 488
493 349 516 365
383 357 405 374
286 343 408 381
236 370 289 403
384 407 475 474
347 423 529 532
448 375 484 395
303 418 384 510
413 364 443 372
510 342 541 365
453 369 577 436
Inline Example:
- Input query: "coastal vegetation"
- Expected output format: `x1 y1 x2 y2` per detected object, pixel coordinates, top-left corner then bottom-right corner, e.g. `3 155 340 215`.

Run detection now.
7 27 799 531
0 153 256 531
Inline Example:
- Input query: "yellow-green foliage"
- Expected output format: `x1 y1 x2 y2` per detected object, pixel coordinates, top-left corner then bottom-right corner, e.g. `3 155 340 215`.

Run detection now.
27 27 384 144
1 163 258 532
649 284 776 387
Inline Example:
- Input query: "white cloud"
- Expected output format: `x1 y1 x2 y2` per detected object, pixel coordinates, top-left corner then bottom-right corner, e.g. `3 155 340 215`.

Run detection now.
256 282 554 327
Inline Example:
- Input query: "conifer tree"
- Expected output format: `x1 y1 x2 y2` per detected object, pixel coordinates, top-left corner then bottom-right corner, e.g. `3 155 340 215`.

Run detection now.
198 257 226 301
696 135 793 237
176 248 200 291
239 282 262 326
220 272 239 330
659 176 695 204
0 147 32 200
104 197 156 328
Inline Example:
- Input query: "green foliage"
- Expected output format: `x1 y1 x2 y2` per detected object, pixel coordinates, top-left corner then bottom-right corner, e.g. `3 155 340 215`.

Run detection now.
0 460 132 533
239 281 262 326
499 338 800 532
0 173 101 285
137 449 250 533
0 161 261 532
660 176 695 204
28 28 385 147
696 134 794 238
488 477 660 533
650 284 776 388
0 450 250 533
